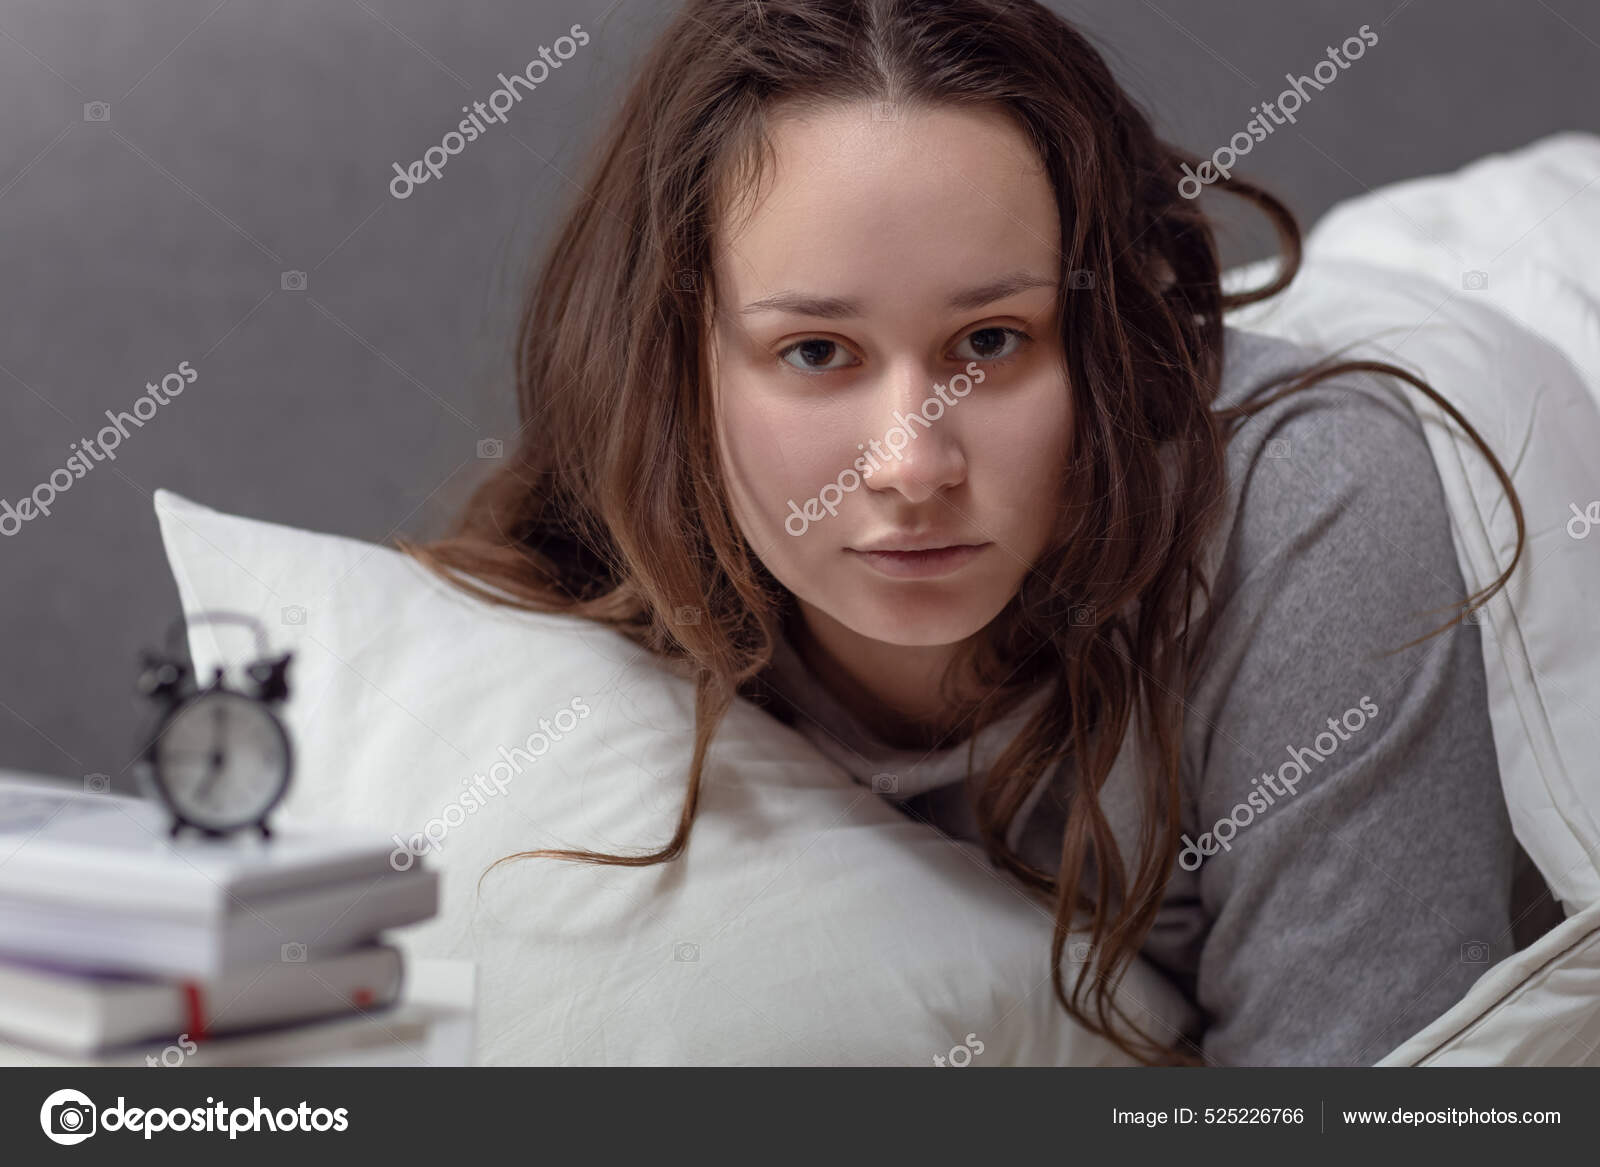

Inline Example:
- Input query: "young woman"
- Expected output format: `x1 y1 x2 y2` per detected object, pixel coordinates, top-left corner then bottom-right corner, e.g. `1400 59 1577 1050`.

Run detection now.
400 0 1528 1066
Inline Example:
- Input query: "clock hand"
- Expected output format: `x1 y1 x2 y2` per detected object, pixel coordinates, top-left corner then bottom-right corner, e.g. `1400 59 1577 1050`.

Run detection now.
194 702 228 805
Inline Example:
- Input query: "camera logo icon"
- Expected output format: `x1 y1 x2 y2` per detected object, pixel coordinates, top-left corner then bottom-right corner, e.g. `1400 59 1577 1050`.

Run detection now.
476 438 504 459
281 270 307 292
83 772 111 794
673 941 699 962
281 604 307 626
40 1088 97 1145
1460 940 1490 964
281 941 308 962
1461 270 1489 291
1265 438 1291 459
83 102 110 122
870 772 899 795
1067 269 1095 290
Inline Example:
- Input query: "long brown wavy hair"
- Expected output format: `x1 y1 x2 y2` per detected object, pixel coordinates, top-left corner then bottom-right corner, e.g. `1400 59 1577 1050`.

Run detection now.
396 0 1524 1065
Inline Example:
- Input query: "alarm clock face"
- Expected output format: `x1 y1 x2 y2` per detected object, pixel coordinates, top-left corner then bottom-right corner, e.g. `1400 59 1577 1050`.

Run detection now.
152 688 291 832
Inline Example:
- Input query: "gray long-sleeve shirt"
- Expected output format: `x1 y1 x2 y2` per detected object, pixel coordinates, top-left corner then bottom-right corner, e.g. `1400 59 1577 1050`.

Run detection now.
752 324 1519 1066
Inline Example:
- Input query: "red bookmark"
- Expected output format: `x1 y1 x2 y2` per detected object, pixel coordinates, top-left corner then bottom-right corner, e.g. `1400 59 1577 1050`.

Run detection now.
181 982 209 1042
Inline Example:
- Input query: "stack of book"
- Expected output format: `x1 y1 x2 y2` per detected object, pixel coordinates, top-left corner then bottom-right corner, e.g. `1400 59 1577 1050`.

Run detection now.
0 769 440 1065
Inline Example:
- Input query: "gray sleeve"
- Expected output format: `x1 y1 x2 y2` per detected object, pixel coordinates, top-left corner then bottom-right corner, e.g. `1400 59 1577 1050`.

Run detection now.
1181 379 1518 1066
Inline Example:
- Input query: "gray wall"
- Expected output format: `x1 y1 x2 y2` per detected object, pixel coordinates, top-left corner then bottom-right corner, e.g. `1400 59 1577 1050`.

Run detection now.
2 0 1595 789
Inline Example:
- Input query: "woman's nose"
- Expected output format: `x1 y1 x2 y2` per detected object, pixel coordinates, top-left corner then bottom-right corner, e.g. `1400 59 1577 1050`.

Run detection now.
862 364 968 503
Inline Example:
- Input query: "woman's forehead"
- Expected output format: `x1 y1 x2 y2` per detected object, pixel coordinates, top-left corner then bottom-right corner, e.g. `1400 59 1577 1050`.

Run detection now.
710 104 1060 311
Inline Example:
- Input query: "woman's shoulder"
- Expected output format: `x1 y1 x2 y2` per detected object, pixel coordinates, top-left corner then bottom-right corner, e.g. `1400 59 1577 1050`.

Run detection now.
1216 325 1432 459
1205 325 1465 614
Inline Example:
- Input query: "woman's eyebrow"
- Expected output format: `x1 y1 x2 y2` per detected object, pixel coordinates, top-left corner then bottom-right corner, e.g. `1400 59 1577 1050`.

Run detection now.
738 270 1056 318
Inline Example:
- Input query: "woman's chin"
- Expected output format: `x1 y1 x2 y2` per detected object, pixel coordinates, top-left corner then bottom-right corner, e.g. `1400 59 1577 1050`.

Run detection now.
825 598 1000 650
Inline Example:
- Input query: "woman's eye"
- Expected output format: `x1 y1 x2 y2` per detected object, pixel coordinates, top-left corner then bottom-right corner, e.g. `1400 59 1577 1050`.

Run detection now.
954 326 1029 363
775 326 1030 375
777 338 856 374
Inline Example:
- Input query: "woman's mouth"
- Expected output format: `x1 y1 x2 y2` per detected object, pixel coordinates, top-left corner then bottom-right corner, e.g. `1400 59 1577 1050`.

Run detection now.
847 543 990 579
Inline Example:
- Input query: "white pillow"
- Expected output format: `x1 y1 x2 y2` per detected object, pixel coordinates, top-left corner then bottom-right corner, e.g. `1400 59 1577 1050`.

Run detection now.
152 488 1197 1066
1300 131 1600 395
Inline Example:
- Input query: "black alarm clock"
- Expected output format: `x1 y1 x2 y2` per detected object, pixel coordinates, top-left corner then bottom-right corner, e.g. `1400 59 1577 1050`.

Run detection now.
134 611 294 840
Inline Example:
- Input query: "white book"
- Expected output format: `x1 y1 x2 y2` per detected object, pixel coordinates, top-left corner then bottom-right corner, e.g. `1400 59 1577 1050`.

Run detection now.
0 942 405 1054
0 770 438 978
0 868 436 979
0 769 416 916
1 1000 432 1068
0 957 477 1067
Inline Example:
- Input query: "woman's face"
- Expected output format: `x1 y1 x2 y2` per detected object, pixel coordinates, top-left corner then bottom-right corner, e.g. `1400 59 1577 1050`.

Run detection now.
708 101 1072 650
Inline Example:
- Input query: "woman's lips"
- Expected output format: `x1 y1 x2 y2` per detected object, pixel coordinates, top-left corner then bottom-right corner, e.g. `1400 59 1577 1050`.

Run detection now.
848 543 990 579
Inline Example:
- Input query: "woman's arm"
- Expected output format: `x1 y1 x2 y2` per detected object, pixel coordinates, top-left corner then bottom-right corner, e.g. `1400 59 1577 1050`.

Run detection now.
1181 371 1518 1066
